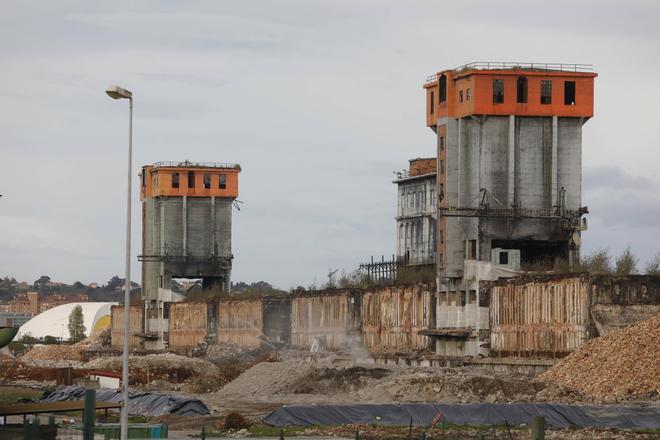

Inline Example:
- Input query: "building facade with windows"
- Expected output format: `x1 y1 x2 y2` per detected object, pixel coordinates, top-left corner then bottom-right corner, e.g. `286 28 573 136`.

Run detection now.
423 62 597 356
394 158 437 266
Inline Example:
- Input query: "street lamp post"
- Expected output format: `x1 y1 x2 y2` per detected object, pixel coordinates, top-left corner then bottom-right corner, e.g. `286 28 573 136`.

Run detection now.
105 85 133 440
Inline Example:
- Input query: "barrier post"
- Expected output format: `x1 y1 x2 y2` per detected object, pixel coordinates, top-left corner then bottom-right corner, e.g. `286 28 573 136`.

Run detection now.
83 389 96 440
532 416 545 440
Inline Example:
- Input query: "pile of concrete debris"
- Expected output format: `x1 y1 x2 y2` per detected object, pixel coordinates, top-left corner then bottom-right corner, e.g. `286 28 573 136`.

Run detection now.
20 328 110 366
541 312 660 400
86 353 224 393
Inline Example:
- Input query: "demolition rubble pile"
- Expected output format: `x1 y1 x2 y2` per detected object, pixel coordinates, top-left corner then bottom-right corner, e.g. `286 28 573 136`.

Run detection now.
20 328 110 366
86 353 224 392
541 312 660 400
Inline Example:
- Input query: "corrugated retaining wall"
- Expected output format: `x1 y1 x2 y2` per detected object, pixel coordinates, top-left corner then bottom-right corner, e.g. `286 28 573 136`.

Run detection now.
169 301 208 349
110 305 144 349
290 290 361 350
217 298 263 347
361 285 433 351
489 276 590 356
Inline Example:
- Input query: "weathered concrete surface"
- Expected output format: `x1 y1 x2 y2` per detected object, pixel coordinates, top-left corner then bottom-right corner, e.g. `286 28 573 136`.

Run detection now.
169 301 208 349
218 299 263 347
361 285 434 351
110 305 144 349
290 290 361 351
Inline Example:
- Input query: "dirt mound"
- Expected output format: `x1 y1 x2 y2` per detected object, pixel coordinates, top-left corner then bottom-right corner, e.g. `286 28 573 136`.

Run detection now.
85 353 224 392
20 328 110 366
289 366 391 394
540 312 660 400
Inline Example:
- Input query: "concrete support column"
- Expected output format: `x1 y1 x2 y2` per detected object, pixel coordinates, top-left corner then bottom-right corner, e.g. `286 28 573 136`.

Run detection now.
508 115 516 206
182 196 187 257
211 196 216 256
551 116 558 207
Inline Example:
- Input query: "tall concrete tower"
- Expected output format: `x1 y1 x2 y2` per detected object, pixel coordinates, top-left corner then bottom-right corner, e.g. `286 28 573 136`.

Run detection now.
423 62 597 356
139 161 240 348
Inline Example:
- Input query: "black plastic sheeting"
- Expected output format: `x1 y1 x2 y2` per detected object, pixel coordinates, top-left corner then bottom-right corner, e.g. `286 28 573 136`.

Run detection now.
41 385 210 417
264 403 660 430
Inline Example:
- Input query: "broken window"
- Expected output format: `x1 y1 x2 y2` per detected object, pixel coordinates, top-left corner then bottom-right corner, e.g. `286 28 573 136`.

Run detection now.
172 173 180 189
541 80 552 104
187 171 195 188
564 81 576 105
516 76 528 103
430 91 435 114
439 136 445 151
492 79 504 103
219 174 227 189
203 174 211 189
466 88 471 101
439 74 447 102
459 90 464 102
499 251 509 265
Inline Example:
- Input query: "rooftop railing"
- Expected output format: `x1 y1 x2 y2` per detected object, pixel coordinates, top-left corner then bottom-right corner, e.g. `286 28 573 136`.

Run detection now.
425 62 593 84
152 161 240 170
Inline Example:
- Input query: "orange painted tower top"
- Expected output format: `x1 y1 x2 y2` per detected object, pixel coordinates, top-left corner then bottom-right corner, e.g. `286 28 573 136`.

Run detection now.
140 161 240 200
424 62 597 126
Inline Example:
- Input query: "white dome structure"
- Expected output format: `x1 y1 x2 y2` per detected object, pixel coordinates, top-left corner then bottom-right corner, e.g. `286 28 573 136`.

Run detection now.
17 302 117 341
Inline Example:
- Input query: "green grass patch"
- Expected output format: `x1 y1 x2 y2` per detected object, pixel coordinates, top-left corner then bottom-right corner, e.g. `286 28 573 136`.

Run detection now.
0 386 43 404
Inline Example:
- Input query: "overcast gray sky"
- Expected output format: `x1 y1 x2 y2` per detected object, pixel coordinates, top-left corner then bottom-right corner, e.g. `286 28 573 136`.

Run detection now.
1 1 659 288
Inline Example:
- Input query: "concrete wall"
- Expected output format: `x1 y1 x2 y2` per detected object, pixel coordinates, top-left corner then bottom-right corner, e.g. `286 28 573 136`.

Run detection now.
361 285 433 351
489 276 590 356
168 301 208 349
290 290 361 350
110 305 144 350
487 274 660 357
217 299 263 347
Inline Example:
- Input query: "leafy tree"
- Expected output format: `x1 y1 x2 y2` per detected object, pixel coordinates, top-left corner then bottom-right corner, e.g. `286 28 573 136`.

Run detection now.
68 305 86 342
645 252 660 275
43 335 58 345
73 281 86 290
34 275 51 286
581 249 612 274
106 276 123 290
615 246 638 275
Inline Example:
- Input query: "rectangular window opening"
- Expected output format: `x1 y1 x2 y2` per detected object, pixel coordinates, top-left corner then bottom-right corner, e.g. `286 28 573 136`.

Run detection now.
430 91 435 114
516 77 528 103
466 88 471 101
203 174 211 189
219 174 227 189
541 80 552 104
499 251 509 265
459 90 464 102
188 171 195 188
172 173 180 189
564 81 576 105
439 136 445 151
440 160 445 174
492 79 504 104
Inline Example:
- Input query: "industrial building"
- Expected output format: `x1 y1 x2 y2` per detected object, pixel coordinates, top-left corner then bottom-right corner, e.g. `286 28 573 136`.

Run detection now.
394 158 437 266
139 161 241 349
423 62 597 356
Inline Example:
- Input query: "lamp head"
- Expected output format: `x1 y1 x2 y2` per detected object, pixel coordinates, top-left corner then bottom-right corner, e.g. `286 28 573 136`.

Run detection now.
105 85 133 99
